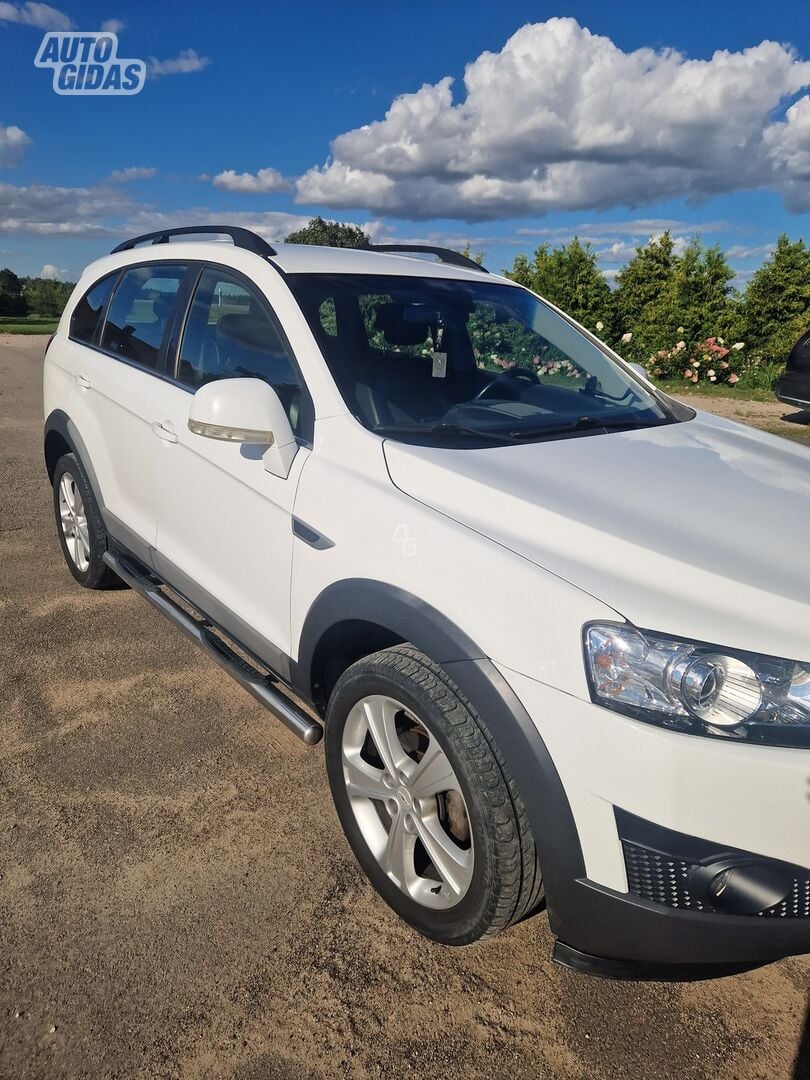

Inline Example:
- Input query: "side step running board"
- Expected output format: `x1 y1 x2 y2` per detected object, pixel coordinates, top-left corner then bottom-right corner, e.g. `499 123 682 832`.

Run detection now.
102 550 323 746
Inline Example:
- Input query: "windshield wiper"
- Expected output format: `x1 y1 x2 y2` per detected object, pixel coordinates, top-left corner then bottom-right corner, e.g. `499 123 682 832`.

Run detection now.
504 415 671 440
372 422 513 443
373 415 671 444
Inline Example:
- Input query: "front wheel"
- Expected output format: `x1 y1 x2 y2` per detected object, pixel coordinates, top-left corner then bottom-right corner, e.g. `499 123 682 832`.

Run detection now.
324 645 543 944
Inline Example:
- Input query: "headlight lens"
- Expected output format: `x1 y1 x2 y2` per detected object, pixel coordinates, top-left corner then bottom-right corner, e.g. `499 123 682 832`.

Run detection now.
584 623 810 746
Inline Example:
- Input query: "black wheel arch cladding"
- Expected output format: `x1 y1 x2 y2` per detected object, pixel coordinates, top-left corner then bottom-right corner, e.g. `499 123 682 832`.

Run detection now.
295 577 586 935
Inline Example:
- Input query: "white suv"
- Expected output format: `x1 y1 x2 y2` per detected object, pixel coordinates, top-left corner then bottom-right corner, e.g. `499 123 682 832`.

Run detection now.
44 226 810 979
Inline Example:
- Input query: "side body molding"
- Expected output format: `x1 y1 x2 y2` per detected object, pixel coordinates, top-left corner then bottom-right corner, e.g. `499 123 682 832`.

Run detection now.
293 578 586 933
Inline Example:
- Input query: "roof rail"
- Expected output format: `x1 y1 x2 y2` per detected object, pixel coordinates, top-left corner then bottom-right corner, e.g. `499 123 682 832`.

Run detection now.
111 225 276 257
369 244 488 273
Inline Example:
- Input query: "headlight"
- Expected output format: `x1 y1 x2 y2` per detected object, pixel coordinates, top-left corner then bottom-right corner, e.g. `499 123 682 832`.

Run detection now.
584 623 810 747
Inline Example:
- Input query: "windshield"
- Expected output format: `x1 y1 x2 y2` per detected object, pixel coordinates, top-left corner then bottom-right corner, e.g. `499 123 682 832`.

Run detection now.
288 273 689 446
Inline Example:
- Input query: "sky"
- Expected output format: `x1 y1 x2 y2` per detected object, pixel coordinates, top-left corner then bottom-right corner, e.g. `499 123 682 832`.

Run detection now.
0 0 808 285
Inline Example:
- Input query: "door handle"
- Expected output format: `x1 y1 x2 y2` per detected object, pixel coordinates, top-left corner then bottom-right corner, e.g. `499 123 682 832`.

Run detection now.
151 421 179 444
76 374 92 389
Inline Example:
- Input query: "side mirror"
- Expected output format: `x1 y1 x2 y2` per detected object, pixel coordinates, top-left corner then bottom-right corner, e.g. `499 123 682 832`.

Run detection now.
188 377 298 478
627 362 650 382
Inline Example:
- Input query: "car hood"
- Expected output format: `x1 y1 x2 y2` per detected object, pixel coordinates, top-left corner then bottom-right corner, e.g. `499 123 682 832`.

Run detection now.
383 412 810 660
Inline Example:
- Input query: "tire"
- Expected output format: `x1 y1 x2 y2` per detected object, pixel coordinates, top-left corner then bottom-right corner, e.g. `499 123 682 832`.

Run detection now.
324 644 543 945
52 452 119 589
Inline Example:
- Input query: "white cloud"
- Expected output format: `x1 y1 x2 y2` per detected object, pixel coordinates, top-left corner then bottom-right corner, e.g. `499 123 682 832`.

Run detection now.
516 218 734 239
295 18 810 220
0 124 30 167
148 49 210 78
596 234 688 264
40 263 68 280
108 166 157 182
726 242 776 261
763 95 810 211
0 1 72 29
100 18 125 33
0 180 136 236
120 208 314 241
0 178 319 242
596 240 646 264
212 167 290 194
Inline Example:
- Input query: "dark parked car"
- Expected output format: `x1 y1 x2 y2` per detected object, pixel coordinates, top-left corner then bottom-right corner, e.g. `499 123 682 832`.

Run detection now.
776 330 810 409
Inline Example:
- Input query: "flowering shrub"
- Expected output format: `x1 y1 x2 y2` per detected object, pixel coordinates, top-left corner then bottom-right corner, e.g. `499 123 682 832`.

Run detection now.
641 334 746 386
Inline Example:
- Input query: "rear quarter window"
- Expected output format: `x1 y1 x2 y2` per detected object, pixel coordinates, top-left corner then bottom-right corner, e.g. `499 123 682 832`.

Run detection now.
69 273 117 345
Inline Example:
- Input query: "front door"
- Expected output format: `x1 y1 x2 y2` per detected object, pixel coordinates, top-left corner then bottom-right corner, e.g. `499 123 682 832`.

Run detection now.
151 264 312 673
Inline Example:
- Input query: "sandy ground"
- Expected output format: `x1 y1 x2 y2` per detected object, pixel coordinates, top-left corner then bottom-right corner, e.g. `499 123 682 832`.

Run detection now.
672 391 810 444
1 335 808 1079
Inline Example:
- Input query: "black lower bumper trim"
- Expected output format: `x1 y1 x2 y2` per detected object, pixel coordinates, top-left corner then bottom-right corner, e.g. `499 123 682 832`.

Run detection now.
553 942 764 982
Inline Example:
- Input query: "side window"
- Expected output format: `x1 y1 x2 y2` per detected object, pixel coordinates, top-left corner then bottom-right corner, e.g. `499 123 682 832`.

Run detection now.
100 264 187 370
69 273 117 344
177 268 306 433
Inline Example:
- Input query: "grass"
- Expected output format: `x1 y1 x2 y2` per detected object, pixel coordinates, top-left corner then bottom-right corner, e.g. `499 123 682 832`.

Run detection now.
0 314 59 335
654 380 777 402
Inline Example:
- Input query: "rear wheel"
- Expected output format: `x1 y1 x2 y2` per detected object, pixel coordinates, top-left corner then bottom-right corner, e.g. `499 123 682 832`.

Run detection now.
52 453 118 589
324 644 543 944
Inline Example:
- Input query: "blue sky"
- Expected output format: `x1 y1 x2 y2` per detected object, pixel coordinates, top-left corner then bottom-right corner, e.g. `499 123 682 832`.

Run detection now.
1 0 808 284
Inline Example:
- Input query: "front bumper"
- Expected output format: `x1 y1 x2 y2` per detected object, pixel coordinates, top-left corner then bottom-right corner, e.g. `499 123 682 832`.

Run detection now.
498 664 810 975
775 370 810 409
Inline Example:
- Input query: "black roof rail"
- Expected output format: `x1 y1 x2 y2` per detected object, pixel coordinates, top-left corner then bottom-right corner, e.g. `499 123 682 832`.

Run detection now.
111 225 276 257
369 244 488 273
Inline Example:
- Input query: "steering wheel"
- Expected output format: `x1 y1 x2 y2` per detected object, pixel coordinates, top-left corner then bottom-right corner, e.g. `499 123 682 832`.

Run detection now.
475 366 540 401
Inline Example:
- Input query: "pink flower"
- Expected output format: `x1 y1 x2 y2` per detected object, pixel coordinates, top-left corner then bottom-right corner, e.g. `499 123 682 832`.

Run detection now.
727 373 739 385
683 369 693 379
706 337 716 345
716 347 729 359
720 360 729 369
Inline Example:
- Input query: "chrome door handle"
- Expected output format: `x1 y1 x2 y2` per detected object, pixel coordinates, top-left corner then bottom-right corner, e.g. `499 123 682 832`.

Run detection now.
76 374 92 389
151 421 178 444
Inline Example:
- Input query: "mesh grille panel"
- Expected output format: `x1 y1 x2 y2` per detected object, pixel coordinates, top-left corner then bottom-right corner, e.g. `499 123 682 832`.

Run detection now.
622 841 810 918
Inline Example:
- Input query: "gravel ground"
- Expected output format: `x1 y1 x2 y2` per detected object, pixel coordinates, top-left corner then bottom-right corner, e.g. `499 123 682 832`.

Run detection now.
1 336 808 1079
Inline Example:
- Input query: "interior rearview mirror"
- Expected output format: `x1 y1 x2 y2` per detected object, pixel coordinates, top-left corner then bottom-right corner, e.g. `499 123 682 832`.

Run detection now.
627 362 650 382
188 377 298 478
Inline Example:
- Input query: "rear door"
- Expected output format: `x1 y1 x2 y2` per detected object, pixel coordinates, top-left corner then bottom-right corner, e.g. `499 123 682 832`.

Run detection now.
64 262 190 561
150 263 313 673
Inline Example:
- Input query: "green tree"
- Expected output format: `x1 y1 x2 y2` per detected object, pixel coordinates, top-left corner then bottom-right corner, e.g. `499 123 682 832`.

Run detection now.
459 241 485 266
0 268 27 316
505 238 614 336
284 216 370 248
613 233 677 356
612 234 741 360
742 235 810 363
22 276 73 318
667 240 740 345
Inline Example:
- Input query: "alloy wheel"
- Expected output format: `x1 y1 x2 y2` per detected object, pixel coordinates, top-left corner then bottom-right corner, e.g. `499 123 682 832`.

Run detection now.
341 694 474 909
58 472 90 572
